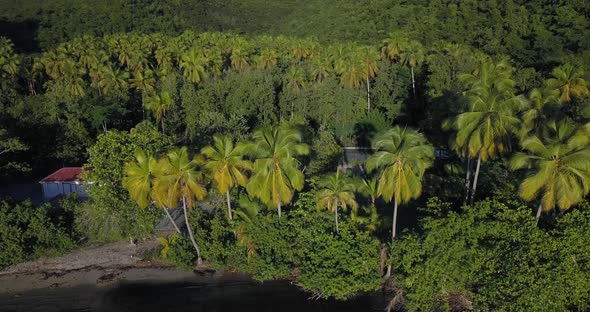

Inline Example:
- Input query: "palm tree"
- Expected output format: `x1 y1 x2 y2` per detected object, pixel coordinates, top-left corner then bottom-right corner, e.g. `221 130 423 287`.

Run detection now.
339 60 364 89
316 170 358 234
450 60 525 205
255 48 278 70
358 47 379 111
158 147 208 265
201 134 252 220
61 59 87 97
520 87 560 139
0 37 19 74
357 177 379 207
546 64 589 104
365 126 434 243
285 66 307 94
380 32 405 62
97 66 129 96
231 46 250 72
145 91 174 133
510 119 590 224
179 49 208 84
122 150 181 234
129 69 156 119
399 40 424 96
309 56 332 83
245 123 310 218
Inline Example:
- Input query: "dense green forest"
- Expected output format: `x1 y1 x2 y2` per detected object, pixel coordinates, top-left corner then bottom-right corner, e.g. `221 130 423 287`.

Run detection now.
0 0 589 310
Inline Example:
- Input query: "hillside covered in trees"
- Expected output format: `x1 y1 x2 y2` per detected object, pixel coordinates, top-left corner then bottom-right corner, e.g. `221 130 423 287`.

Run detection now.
0 1 589 310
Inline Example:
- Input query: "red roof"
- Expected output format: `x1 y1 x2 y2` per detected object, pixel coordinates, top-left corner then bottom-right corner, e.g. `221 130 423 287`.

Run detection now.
40 167 85 183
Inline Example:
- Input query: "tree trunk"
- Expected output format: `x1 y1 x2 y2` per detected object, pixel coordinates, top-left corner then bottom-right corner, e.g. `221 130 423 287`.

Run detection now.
411 66 416 96
161 118 165 135
334 199 339 234
535 203 543 225
277 201 282 218
367 76 371 112
463 156 472 206
226 189 232 220
392 197 398 244
182 196 202 265
469 153 482 206
162 206 181 234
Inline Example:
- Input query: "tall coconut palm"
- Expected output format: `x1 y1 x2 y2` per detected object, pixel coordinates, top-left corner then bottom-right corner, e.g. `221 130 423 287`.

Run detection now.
546 64 589 104
201 134 252 220
145 91 174 133
245 123 310 218
122 150 181 234
365 126 434 243
158 147 208 265
339 60 364 89
398 40 424 96
358 47 379 111
451 60 525 205
510 119 590 224
316 170 358 234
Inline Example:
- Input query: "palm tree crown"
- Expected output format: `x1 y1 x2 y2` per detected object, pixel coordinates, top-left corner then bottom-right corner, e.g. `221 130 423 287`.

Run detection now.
366 126 434 204
201 134 252 220
366 126 434 243
316 170 358 234
510 119 590 223
546 63 589 104
245 123 310 217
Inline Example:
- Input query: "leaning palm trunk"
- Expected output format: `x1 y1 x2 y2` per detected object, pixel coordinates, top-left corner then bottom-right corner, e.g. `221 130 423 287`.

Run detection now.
162 206 181 234
277 201 282 218
535 203 543 224
463 156 472 206
226 190 232 220
182 196 202 265
469 153 482 206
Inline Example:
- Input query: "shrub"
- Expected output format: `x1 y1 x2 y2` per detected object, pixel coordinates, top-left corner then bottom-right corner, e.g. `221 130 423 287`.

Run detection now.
159 233 196 271
0 199 77 268
392 197 590 311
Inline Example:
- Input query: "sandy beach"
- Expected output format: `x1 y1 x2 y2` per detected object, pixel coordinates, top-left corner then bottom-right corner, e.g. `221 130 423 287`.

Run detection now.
0 237 224 294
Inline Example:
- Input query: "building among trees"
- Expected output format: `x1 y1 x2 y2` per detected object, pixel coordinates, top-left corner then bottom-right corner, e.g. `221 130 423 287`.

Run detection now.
39 167 89 200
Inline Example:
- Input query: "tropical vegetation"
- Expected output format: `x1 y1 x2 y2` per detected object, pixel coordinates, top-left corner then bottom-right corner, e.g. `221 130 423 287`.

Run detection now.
0 1 589 309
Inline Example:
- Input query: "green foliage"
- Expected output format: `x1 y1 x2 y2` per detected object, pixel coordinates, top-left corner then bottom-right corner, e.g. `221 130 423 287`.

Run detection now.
80 122 172 241
190 191 381 299
306 128 343 176
0 199 77 268
393 197 590 311
158 233 197 271
294 215 381 300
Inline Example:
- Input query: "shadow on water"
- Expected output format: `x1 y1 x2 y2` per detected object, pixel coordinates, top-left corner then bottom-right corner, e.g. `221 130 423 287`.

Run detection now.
0 279 386 312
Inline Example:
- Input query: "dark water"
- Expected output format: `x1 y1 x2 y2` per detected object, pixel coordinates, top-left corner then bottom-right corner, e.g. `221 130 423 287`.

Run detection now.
0 279 386 312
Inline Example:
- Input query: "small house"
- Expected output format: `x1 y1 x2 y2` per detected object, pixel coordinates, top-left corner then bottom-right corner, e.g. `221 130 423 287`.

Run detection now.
39 167 90 200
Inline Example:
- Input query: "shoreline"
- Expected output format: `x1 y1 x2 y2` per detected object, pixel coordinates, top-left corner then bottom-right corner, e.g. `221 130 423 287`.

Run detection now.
0 237 233 295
